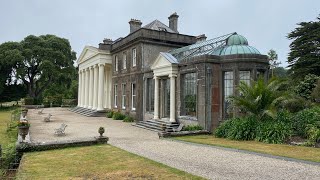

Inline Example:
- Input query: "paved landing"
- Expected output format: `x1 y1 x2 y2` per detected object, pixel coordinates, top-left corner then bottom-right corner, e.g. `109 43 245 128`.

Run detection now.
28 108 320 180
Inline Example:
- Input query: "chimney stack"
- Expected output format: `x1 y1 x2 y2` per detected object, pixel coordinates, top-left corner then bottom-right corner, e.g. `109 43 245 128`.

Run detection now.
99 38 113 50
196 34 207 43
129 19 142 33
168 12 179 33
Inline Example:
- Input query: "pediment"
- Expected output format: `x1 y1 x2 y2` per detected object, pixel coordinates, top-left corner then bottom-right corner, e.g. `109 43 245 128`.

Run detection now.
77 46 101 64
151 52 178 70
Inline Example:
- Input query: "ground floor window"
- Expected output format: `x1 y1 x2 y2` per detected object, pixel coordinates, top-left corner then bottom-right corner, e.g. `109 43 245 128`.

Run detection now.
121 84 126 109
239 71 251 85
182 73 197 117
224 71 234 118
114 84 118 108
146 78 154 112
131 83 136 111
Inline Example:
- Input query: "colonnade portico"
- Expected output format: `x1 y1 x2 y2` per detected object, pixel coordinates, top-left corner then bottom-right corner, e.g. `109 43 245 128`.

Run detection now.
78 63 109 111
153 74 177 122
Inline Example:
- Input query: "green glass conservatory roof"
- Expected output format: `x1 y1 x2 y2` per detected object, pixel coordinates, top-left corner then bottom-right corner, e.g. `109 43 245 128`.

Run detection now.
169 32 261 61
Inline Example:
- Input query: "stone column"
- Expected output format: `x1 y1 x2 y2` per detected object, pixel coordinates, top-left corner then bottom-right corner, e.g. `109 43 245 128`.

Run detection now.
153 76 159 120
81 70 85 107
88 66 94 109
78 70 82 107
169 74 176 122
92 65 99 110
84 68 89 108
97 64 105 111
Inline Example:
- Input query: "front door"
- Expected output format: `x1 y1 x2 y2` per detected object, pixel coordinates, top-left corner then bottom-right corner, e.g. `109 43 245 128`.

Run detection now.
160 78 170 119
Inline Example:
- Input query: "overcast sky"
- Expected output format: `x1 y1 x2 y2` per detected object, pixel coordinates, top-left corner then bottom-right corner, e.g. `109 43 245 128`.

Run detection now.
0 0 319 67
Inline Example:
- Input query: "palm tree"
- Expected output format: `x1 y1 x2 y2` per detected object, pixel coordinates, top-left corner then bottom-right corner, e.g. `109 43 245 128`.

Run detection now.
229 77 285 121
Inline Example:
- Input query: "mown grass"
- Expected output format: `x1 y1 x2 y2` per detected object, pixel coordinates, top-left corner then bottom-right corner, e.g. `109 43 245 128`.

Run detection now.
17 145 204 179
0 109 17 146
174 135 320 163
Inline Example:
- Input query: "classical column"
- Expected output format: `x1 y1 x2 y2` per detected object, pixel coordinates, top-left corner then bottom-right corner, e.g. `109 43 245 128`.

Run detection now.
97 64 105 111
78 70 82 107
81 70 85 107
92 65 99 110
153 76 159 120
88 66 94 109
84 68 89 108
169 74 176 122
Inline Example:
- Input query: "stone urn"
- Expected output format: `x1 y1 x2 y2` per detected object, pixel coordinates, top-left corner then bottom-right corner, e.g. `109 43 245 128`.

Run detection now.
98 127 105 137
18 126 29 141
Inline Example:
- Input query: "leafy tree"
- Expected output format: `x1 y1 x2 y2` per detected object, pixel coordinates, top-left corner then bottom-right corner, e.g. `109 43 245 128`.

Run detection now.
287 15 320 79
0 42 23 95
6 35 77 100
267 49 280 77
229 78 287 120
272 67 288 78
295 74 319 100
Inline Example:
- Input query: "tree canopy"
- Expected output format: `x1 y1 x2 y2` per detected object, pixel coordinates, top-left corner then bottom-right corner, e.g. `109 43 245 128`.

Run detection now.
0 34 77 101
287 15 320 79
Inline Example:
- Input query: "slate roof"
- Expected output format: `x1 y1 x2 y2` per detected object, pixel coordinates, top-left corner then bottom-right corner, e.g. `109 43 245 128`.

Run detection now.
160 52 179 64
143 20 177 33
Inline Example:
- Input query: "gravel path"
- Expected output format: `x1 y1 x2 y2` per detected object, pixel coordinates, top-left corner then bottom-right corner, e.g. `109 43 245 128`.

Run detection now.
29 108 320 180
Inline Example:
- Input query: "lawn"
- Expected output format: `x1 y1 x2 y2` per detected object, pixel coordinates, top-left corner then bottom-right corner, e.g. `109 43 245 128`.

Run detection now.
0 109 17 146
174 135 320 163
16 145 204 180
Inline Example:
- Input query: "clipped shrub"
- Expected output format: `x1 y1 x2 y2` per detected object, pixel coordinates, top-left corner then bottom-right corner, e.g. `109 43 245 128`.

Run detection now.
106 111 114 118
123 116 134 122
291 106 320 137
112 112 126 120
24 97 34 105
183 125 203 131
0 143 17 170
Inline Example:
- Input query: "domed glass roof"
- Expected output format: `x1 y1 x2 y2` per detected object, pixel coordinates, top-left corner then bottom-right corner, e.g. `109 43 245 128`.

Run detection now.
211 45 260 56
226 33 248 45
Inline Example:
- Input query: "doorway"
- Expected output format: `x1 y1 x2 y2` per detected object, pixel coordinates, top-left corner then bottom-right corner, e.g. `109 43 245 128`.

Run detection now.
159 77 170 119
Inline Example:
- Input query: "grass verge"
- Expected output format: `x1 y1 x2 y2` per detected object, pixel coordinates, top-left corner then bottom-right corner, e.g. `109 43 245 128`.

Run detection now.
17 145 204 179
0 110 17 146
173 135 320 163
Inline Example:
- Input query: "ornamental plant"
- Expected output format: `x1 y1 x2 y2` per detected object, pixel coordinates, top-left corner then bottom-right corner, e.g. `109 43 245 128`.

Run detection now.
17 121 30 127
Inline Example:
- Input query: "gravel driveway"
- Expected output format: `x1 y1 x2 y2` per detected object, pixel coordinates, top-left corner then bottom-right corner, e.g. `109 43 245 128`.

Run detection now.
28 108 320 180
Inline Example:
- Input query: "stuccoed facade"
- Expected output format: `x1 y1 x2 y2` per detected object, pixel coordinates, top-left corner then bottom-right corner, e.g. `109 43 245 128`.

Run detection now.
77 13 269 132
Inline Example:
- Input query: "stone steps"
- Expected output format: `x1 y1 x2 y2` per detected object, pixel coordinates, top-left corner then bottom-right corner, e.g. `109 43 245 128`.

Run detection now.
69 107 106 117
133 119 179 132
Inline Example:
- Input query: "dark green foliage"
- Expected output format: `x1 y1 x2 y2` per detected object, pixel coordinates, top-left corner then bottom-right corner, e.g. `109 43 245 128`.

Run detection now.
182 125 203 131
272 67 288 78
291 106 320 138
215 112 293 144
112 112 126 120
24 97 34 105
287 15 320 79
215 116 258 140
294 74 319 100
230 77 286 120
123 116 134 122
255 112 293 144
106 111 114 118
311 79 320 101
0 143 17 172
0 35 77 100
0 84 27 103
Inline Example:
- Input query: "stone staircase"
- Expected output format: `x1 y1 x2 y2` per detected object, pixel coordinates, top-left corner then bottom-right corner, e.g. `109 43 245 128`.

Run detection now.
69 106 106 117
133 119 180 132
